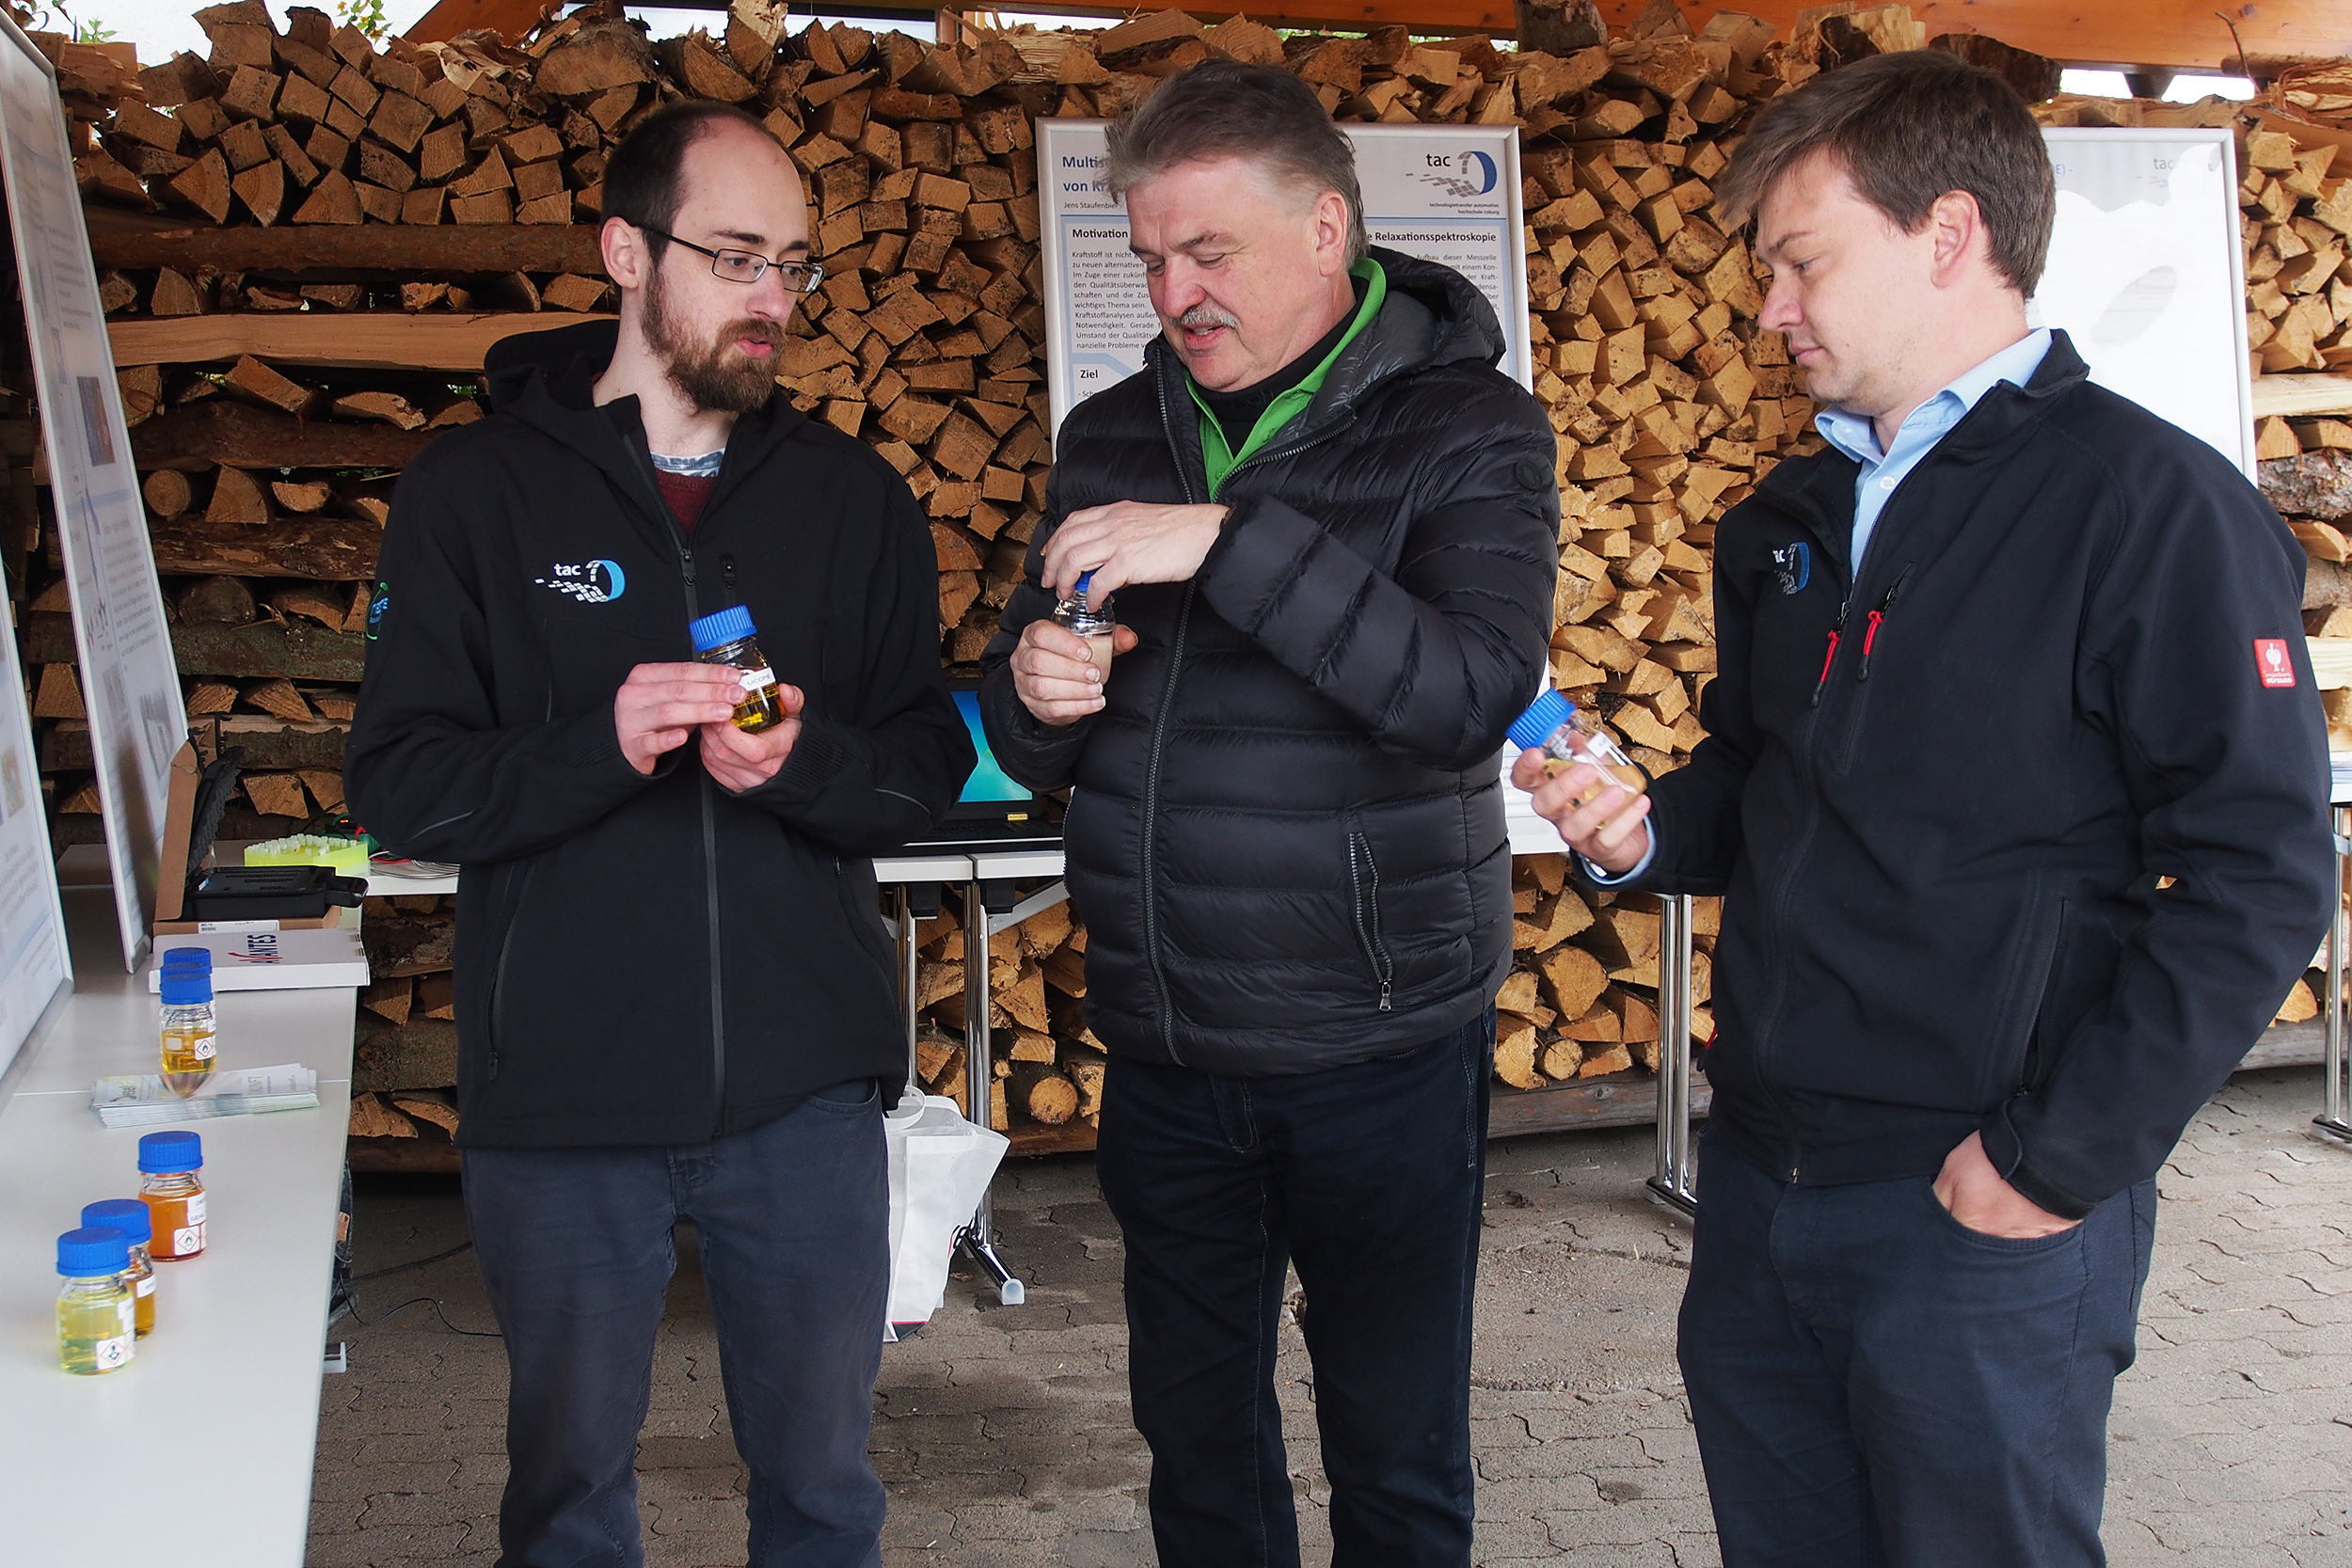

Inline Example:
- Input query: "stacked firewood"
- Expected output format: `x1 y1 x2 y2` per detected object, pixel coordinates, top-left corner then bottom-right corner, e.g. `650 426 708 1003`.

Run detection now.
25 1 2346 1147
905 897 1107 1132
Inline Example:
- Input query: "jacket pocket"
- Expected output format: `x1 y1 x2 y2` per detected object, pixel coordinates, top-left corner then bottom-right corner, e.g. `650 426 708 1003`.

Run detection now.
832 853 898 994
1346 828 1395 1012
2018 898 2073 1092
1984 896 2067 1102
482 857 538 1084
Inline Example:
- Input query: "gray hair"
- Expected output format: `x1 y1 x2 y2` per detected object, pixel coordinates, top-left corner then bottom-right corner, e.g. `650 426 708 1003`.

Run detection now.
1104 60 1368 264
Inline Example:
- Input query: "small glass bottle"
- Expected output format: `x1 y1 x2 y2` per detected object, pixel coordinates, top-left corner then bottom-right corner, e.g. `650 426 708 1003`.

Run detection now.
1053 571 1118 680
159 951 216 1098
689 605 784 733
139 1130 208 1262
82 1199 156 1338
1508 689 1647 804
56 1227 135 1374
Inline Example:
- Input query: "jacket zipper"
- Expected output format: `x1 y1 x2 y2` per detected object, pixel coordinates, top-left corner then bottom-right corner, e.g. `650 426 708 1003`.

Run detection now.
630 442 731 1139
680 546 727 1137
1346 831 1395 1011
1138 369 1207 1065
1853 565 1913 684
1129 357 1363 1058
1809 597 1850 709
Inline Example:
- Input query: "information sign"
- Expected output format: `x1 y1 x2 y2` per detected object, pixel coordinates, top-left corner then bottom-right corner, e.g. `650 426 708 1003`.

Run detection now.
0 15 185 969
2036 127 2256 478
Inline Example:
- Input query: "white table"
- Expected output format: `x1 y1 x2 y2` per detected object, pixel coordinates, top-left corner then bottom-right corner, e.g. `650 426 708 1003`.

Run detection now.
0 880 357 1566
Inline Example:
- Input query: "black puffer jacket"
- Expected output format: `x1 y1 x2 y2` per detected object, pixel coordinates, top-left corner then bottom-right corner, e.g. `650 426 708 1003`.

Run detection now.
979 249 1558 1073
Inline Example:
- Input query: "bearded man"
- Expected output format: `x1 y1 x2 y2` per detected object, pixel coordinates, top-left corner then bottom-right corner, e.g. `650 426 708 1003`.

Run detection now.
343 102 972 1568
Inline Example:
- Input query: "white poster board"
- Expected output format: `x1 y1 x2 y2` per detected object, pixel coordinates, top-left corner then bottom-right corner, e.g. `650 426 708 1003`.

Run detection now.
0 574 74 1088
2033 128 2255 479
0 15 184 971
1040 119 1531 436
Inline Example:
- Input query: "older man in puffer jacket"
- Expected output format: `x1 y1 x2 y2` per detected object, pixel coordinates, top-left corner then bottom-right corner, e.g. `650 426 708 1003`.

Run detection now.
979 60 1559 1568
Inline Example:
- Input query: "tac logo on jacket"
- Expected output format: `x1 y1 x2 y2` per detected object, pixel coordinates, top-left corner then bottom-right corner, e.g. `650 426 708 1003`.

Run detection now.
2255 638 2297 689
1771 542 1811 595
535 560 628 605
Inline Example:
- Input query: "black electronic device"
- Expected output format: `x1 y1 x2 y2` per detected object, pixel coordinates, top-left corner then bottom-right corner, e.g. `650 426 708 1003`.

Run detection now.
183 865 368 922
900 678 1065 850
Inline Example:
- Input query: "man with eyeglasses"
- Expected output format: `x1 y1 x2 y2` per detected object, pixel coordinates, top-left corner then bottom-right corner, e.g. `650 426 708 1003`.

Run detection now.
344 102 973 1568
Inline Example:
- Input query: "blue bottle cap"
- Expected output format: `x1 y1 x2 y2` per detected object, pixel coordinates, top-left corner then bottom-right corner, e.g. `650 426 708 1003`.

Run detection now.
160 971 213 1006
1506 689 1578 753
57 1227 130 1276
138 1130 203 1174
82 1199 151 1245
161 946 212 972
689 605 756 654
1073 570 1095 598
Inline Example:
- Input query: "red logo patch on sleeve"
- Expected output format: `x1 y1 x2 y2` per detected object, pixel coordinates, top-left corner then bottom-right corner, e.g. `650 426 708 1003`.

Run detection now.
2255 638 2297 689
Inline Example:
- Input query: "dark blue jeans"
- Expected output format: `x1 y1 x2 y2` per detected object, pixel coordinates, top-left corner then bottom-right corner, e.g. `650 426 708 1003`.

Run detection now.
462 1081 889 1568
1095 1010 1494 1568
1678 1132 2157 1568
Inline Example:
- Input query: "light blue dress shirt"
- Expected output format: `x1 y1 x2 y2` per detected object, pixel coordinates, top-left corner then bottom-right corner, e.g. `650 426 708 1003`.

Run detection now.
1578 329 2054 886
1815 328 2052 572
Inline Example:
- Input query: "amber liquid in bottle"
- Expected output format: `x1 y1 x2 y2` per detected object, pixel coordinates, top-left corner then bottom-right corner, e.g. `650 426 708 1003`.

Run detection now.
142 1183 207 1261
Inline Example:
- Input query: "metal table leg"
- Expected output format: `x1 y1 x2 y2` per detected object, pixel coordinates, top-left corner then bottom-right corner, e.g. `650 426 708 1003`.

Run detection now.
1646 894 1698 1216
892 884 941 1089
2317 806 2351 1147
954 877 1025 1305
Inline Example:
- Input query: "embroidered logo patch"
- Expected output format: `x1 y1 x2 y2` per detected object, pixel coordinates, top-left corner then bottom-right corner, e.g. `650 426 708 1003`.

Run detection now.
2255 638 2296 689
364 581 389 641
1771 541 1811 595
535 559 628 605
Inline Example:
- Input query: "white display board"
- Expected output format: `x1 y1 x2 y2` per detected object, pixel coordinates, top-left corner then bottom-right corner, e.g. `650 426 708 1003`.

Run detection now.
0 15 184 971
1040 119 1531 436
2034 127 2255 479
0 570 72 1089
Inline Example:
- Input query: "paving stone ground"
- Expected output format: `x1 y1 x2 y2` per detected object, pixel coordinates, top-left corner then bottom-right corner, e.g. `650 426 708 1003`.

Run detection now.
310 1067 2352 1566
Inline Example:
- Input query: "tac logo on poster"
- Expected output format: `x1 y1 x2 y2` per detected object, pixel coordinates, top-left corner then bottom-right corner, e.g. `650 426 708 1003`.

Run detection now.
1415 150 1499 201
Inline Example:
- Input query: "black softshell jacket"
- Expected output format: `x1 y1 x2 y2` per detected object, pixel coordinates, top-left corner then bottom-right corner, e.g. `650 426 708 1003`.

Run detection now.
979 249 1560 1073
343 320 974 1148
1633 333 2332 1217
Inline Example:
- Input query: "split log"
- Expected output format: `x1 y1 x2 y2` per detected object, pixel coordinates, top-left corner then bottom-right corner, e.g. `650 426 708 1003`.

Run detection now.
347 1092 418 1138
33 664 85 720
204 466 272 524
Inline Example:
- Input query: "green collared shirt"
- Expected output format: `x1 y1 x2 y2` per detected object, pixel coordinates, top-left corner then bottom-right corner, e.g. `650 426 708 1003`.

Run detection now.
1189 258 1387 499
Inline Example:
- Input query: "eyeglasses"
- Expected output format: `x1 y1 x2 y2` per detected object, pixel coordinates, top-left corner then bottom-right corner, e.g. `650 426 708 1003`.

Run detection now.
637 225 825 293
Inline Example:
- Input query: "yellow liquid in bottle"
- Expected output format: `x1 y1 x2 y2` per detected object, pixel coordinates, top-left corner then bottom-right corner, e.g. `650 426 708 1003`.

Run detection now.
732 684 782 733
162 1024 215 1099
57 1285 135 1374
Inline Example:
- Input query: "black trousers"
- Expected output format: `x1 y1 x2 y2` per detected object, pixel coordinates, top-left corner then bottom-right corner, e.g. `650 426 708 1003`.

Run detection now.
1679 1131 2157 1568
1095 1010 1494 1568
461 1082 890 1568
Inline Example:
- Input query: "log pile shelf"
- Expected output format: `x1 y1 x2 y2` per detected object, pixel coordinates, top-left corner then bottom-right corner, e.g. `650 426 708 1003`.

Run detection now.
8 0 2347 1167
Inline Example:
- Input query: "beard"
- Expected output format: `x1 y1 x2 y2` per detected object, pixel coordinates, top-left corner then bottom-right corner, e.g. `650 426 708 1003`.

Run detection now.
643 265 783 415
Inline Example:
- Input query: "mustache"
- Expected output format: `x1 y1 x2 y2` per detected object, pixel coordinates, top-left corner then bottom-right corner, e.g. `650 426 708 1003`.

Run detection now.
1176 304 1240 330
720 318 783 349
